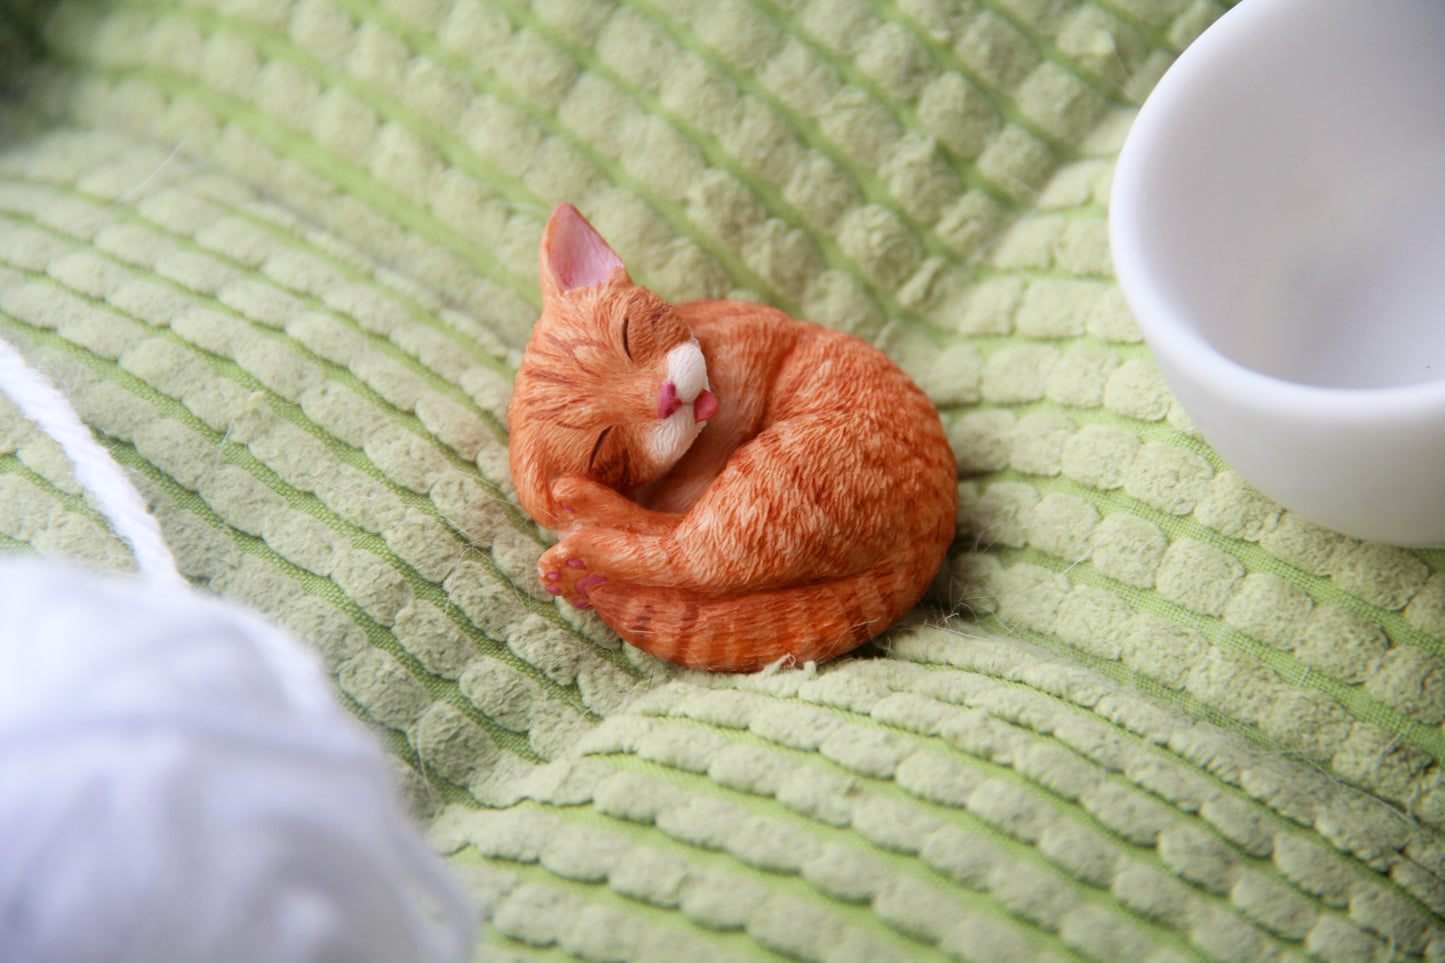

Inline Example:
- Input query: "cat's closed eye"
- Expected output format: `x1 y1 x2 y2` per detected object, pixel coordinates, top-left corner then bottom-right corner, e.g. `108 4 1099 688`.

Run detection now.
589 428 612 468
620 316 631 360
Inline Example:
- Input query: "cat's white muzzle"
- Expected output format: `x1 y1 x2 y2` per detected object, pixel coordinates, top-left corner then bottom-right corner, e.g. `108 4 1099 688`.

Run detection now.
649 341 711 467
666 341 708 405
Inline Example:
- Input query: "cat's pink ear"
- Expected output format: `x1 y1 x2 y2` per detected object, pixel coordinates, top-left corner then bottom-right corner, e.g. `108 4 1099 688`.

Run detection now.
541 204 626 297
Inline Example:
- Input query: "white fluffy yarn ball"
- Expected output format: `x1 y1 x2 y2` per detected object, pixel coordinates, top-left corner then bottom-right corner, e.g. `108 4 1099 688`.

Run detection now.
0 560 476 963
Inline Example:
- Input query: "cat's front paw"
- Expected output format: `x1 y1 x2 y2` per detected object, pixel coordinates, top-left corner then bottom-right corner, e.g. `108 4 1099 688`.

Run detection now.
550 475 623 530
538 540 607 609
551 475 679 535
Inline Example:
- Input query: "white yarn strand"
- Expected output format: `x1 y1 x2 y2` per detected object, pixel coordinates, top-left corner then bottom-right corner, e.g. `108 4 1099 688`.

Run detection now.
0 335 183 587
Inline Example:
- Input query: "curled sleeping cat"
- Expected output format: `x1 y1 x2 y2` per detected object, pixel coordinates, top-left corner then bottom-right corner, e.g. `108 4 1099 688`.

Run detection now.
509 204 957 672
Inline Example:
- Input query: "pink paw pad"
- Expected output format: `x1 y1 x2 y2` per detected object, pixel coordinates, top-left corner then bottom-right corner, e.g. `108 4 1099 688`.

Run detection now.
572 573 607 608
539 546 602 608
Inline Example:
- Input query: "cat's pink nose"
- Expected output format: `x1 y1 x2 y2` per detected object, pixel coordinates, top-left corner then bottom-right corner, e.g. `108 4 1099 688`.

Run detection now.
658 382 717 421
658 382 682 419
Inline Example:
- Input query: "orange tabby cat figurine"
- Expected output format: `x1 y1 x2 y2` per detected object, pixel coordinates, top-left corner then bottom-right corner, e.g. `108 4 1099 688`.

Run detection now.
508 204 957 671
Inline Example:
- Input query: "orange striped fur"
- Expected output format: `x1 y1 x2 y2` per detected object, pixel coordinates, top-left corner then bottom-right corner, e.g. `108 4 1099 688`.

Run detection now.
508 204 957 672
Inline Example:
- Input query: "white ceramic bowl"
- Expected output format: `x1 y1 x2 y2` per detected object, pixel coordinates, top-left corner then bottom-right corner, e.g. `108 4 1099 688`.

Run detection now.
1110 0 1445 546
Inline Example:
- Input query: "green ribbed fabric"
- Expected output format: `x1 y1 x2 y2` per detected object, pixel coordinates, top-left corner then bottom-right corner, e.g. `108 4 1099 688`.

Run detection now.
3 0 1443 959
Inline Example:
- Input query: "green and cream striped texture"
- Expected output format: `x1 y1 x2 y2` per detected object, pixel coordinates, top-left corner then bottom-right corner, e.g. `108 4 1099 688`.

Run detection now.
3 0 1444 958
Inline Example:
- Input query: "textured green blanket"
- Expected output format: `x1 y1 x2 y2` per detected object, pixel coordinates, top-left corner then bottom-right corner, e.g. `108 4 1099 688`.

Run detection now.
3 0 1444 958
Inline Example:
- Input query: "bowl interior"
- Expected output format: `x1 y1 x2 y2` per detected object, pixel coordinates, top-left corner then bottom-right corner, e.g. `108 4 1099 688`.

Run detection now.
1116 0 1445 391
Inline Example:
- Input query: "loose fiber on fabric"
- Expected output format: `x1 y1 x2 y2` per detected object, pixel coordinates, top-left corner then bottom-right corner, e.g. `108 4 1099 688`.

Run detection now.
2 0 1444 959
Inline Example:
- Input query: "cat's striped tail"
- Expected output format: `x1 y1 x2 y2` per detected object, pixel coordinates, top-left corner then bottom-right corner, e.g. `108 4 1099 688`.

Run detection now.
585 557 942 672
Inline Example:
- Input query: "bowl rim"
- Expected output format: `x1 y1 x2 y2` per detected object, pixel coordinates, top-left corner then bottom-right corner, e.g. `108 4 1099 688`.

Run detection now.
1108 0 1445 426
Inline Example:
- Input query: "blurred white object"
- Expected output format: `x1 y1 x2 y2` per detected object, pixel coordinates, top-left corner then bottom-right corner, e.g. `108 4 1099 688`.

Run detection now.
1111 0 1445 545
0 560 476 963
